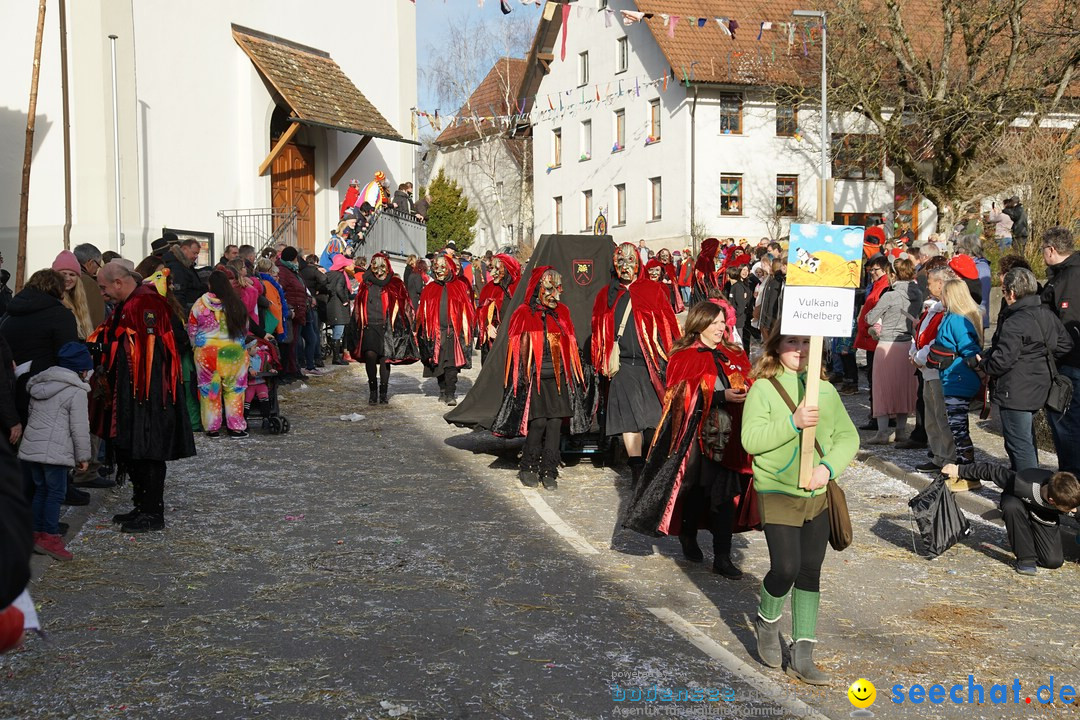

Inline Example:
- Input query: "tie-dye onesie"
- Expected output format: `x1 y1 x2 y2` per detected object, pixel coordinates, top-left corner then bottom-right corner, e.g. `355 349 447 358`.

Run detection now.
186 294 249 432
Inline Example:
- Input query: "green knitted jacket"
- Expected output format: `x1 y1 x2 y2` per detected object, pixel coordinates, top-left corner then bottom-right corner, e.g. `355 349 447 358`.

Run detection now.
740 368 860 497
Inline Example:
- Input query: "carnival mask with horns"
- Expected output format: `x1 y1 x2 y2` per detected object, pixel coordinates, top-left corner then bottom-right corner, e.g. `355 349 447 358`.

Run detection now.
614 243 640 283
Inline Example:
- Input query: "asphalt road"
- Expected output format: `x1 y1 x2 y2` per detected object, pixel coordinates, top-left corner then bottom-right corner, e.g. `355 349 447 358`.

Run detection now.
3 359 1078 720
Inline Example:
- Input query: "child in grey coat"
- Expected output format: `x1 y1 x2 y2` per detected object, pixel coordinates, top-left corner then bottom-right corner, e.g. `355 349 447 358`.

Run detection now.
17 342 92 561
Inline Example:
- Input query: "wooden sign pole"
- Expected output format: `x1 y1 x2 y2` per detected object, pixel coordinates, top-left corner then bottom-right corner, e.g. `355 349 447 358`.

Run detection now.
798 335 824 489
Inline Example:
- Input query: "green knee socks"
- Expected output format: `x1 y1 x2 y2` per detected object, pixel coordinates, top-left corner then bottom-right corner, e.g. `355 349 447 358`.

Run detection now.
791 588 820 642
757 582 789 623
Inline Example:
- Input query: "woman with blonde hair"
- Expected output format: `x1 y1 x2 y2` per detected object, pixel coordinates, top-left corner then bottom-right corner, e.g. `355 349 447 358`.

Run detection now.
52 251 93 339
935 279 984 465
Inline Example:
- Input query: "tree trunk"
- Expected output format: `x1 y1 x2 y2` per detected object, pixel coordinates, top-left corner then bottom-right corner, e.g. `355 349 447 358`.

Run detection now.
16 0 48 291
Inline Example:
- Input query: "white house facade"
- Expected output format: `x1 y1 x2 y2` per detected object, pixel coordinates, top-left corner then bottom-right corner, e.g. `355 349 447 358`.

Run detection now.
528 0 936 251
1 0 417 278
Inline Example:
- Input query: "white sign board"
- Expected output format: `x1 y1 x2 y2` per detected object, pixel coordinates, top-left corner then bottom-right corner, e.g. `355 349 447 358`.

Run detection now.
780 286 856 338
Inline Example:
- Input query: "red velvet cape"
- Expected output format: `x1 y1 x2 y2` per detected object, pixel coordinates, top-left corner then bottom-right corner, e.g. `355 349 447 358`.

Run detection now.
416 255 475 368
352 265 417 364
590 277 681 400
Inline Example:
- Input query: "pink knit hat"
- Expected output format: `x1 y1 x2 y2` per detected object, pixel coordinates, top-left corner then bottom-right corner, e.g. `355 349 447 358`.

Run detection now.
52 250 81 275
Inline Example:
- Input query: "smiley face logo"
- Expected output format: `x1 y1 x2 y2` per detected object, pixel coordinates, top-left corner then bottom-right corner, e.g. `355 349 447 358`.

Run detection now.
848 678 876 710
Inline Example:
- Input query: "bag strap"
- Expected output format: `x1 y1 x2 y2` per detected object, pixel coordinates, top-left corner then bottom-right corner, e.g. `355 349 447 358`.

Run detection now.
768 377 825 457
614 293 633 341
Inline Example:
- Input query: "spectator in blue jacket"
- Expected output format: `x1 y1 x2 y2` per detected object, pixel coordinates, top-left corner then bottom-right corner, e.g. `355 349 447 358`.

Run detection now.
936 280 985 464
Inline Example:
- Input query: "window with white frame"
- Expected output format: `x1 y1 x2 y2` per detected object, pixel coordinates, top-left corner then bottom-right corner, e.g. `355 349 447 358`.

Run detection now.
554 196 563 233
580 120 592 160
578 51 589 87
648 99 661 142
615 184 626 226
613 109 626 151
649 177 661 220
720 175 743 216
616 37 628 74
719 94 743 134
582 190 593 230
552 128 562 167
776 175 798 217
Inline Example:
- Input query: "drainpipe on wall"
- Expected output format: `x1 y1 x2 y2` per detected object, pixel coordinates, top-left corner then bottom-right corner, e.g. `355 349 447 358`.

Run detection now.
690 86 699 257
59 0 72 250
108 34 123 251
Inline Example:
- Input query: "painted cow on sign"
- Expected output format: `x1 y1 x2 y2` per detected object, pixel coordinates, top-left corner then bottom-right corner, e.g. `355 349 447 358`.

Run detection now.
795 247 821 273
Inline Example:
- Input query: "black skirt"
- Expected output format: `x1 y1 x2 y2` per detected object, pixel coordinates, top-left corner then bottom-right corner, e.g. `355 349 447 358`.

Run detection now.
360 322 386 356
529 375 572 420
605 362 661 435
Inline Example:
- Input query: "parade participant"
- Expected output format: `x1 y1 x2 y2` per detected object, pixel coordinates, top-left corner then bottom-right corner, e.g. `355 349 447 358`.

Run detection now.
655 248 685 314
622 301 754 578
187 270 250 439
725 261 753 353
339 179 360 219
692 238 721 304
676 250 694 306
592 243 681 483
741 333 858 685
416 254 475 405
476 253 522 365
352 252 417 405
493 267 591 490
91 260 196 533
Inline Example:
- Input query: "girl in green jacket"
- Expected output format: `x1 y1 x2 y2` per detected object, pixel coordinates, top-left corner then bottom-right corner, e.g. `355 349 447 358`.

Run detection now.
740 333 859 685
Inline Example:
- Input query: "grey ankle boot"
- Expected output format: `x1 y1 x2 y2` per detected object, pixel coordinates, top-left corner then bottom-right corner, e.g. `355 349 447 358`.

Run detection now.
754 615 782 668
785 639 830 685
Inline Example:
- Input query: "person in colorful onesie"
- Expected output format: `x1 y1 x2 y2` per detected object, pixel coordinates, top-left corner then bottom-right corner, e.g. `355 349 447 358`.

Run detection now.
186 270 252 438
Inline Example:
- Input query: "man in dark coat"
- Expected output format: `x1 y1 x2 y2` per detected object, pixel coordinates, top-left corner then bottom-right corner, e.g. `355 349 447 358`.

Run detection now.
1003 197 1029 253
91 261 195 533
163 238 206 310
1041 226 1080 475
979 267 1072 471
276 247 311 381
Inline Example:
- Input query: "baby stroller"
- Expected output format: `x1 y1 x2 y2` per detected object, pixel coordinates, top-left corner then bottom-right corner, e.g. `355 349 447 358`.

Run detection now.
244 336 291 434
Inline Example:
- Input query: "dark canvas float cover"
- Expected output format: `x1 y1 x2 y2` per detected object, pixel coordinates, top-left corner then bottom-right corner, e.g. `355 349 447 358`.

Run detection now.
445 234 616 430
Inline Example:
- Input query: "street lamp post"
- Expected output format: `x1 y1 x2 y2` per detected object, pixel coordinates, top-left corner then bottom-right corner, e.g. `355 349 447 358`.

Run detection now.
793 9 829 223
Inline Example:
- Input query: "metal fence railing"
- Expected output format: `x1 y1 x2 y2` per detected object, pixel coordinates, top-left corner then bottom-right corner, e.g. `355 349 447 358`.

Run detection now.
217 207 298 254
364 209 427 259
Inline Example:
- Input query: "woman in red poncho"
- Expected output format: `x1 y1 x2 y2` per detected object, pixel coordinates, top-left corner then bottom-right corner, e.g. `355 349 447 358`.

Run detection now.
492 267 592 491
692 238 722 305
416 254 475 406
623 300 756 578
476 253 522 365
351 252 418 405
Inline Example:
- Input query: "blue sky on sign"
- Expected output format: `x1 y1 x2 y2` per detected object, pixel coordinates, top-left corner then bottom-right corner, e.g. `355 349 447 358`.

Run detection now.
416 0 543 114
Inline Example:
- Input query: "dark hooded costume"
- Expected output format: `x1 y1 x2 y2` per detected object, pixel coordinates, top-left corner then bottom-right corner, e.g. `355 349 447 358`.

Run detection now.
493 267 592 488
622 336 756 565
591 266 681 437
88 284 196 529
652 252 685 314
416 254 475 402
692 238 722 305
351 252 418 404
476 253 522 365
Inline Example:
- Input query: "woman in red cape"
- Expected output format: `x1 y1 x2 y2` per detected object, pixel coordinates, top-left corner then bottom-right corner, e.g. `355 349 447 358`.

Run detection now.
622 300 756 578
476 253 522 365
351 252 418 405
492 267 592 491
416 253 475 405
654 249 685 314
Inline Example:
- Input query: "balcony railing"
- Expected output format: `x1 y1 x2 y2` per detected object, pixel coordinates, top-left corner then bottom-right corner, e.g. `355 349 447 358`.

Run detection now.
217 207 298 254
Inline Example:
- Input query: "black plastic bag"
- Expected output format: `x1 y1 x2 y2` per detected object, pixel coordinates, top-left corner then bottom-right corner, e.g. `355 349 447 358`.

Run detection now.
908 477 972 558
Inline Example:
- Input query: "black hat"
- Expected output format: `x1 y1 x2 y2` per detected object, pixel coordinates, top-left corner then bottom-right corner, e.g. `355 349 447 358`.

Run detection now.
280 247 299 262
151 237 171 252
359 202 374 214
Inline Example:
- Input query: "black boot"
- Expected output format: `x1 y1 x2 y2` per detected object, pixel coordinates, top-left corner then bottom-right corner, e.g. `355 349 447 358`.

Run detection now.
379 382 389 404
332 341 348 366
628 456 645 485
113 476 143 524
539 448 559 490
679 534 704 562
368 380 378 405
519 447 541 488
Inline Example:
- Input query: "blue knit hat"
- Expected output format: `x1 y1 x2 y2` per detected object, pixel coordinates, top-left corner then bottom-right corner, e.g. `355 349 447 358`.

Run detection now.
57 342 93 372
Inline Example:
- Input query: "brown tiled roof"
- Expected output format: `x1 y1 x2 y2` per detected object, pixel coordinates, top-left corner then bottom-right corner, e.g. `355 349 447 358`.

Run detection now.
634 0 817 86
435 58 528 146
232 25 411 144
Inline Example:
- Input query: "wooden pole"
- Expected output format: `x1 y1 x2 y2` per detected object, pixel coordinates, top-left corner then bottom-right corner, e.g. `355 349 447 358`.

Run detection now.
59 0 73 250
798 177 830 488
16 0 48 291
